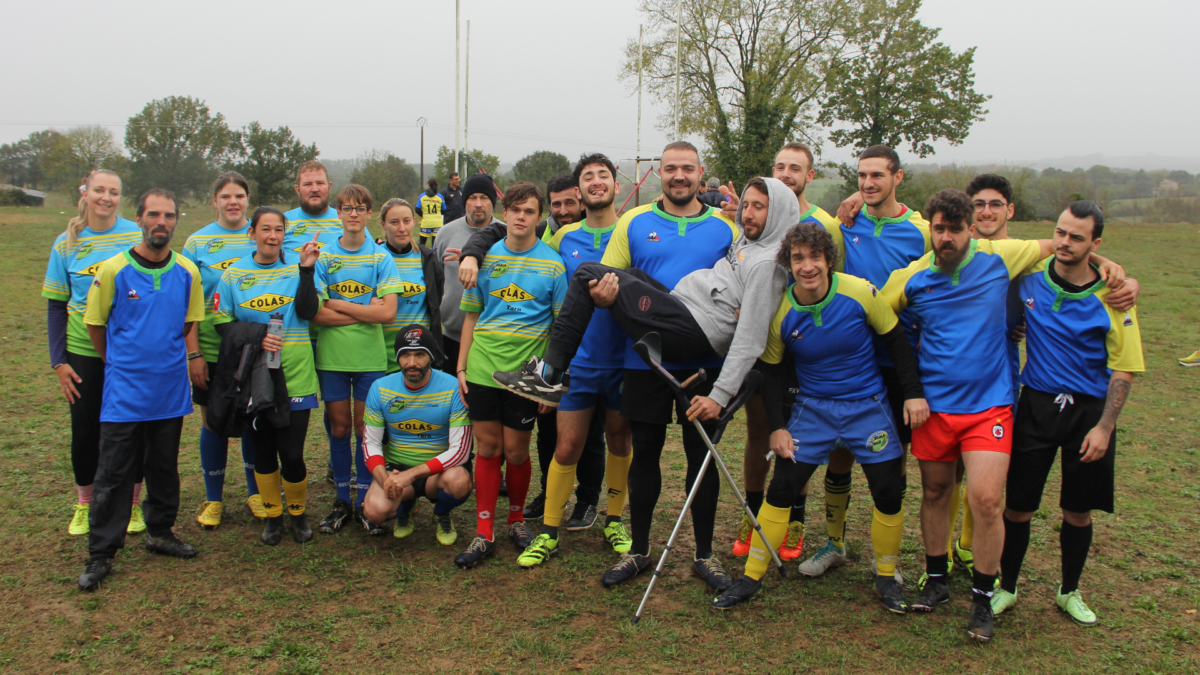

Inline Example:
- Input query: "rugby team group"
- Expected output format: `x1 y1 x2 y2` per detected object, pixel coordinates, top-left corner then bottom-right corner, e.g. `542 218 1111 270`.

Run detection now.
45 139 1144 642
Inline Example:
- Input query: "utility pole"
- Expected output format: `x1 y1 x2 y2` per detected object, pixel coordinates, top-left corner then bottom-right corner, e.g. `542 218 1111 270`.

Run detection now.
417 117 427 188
454 0 460 175
674 0 681 141
637 24 644 207
465 20 471 158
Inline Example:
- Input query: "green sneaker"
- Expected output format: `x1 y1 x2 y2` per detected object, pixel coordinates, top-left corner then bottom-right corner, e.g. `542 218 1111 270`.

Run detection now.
603 521 632 553
953 539 974 575
1056 587 1097 626
127 504 147 534
393 510 415 539
69 503 90 536
516 533 559 569
434 512 457 546
991 587 1018 615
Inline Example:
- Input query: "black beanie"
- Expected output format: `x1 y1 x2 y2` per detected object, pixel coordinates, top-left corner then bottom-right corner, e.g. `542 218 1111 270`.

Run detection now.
462 173 497 207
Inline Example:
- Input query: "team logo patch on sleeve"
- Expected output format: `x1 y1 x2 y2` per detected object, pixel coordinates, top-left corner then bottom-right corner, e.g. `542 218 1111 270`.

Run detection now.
329 280 372 299
489 283 534 302
867 430 889 453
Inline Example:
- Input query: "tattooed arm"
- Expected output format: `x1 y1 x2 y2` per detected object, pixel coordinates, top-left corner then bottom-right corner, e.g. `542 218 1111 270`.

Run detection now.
1080 371 1133 463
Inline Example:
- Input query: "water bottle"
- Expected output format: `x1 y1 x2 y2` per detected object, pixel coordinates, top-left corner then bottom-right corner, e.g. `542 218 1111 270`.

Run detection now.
266 312 283 369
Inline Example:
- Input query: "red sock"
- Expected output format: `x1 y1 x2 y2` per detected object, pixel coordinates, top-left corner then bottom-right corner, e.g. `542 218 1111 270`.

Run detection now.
505 458 532 524
475 455 503 541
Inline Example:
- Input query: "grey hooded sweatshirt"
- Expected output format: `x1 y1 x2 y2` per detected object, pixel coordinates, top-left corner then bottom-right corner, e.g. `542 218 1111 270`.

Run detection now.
671 177 799 407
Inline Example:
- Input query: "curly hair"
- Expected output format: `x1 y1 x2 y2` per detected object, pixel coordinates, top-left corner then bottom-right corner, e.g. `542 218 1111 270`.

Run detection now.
776 222 838 275
925 188 974 227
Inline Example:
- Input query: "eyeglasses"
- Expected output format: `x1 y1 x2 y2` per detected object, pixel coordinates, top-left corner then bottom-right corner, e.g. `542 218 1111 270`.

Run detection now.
339 205 369 215
973 200 1008 212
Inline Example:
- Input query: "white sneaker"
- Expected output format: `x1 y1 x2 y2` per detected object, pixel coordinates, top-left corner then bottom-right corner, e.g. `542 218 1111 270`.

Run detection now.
798 540 847 577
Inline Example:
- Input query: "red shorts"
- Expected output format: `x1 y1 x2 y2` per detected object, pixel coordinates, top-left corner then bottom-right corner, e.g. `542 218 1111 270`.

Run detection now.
911 406 1013 462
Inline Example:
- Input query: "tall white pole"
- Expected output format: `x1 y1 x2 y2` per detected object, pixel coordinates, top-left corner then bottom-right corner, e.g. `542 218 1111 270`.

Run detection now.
674 0 681 141
637 24 643 208
454 0 461 175
465 20 471 156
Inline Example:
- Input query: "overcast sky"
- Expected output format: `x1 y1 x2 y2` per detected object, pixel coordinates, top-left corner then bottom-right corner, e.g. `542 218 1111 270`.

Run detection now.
4 0 1196 170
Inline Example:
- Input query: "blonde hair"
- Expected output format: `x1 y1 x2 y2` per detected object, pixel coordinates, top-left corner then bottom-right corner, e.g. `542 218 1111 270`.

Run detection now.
379 198 415 223
66 169 122 251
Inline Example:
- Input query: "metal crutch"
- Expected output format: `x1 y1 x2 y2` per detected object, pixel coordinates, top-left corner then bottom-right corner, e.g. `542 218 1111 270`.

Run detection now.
630 332 788 625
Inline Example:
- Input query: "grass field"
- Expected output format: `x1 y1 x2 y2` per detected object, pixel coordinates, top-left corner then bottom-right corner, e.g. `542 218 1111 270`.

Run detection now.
1 193 1198 674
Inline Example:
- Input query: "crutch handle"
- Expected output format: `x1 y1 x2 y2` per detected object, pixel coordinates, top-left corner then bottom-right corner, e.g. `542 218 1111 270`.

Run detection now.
679 370 706 391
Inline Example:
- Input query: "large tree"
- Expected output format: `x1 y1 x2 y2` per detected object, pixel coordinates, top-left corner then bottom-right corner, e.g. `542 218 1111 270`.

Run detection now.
817 0 989 158
0 129 62 189
433 145 500 183
350 150 421 205
124 96 233 201
512 151 571 189
46 125 124 188
229 122 319 205
622 0 854 188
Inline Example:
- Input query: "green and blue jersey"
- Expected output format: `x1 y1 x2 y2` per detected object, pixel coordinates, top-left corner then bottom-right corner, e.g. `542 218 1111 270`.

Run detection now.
182 220 257 359
84 251 206 422
461 238 567 386
315 238 403 373
1018 257 1144 398
363 369 471 473
211 255 320 398
42 218 142 358
549 219 624 369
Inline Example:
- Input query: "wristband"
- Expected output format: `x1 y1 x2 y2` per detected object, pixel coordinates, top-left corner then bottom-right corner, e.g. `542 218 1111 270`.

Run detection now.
457 369 467 374
187 351 204 361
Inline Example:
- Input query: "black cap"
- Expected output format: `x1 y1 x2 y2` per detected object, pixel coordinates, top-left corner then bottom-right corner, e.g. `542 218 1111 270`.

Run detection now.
461 173 497 207
393 324 443 367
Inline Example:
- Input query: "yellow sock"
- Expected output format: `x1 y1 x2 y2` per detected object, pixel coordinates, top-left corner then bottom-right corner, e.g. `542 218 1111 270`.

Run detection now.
543 459 577 528
605 452 632 519
744 503 790 581
254 471 284 518
282 478 307 516
825 480 852 550
946 480 963 555
871 507 905 577
960 483 974 550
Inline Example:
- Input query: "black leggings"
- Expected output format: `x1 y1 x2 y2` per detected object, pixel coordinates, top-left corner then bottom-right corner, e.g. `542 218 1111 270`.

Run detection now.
766 455 905 516
250 410 310 483
627 419 721 558
67 352 143 487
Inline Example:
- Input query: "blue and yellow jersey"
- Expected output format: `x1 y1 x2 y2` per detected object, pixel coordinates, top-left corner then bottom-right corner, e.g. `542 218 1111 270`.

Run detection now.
384 246 430 374
881 238 1043 414
315 238 403 373
801 205 844 271
182 221 257 359
84 250 205 423
1018 258 1145 398
42 218 142 358
211 255 320 398
282 206 342 254
363 370 469 469
418 193 445 235
601 201 738 370
762 273 897 400
549 218 624 369
461 238 567 386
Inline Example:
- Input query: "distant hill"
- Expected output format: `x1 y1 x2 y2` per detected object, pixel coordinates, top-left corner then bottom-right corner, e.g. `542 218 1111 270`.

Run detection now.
908 154 1200 174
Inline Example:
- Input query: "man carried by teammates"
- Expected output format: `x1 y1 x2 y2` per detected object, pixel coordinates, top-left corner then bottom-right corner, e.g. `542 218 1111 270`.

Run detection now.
453 182 568 569
992 201 1143 627
493 165 798 594
879 188 1127 642
362 325 473 547
712 222 927 614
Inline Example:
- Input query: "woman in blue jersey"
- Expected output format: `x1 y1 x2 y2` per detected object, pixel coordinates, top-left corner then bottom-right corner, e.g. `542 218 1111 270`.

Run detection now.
42 169 147 536
211 207 323 545
379 197 444 372
183 172 265 529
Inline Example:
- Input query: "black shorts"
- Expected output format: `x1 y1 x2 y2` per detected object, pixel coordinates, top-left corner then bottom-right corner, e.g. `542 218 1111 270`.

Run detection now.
386 458 474 501
1006 387 1115 514
620 366 722 425
879 366 913 445
466 382 539 431
191 361 218 407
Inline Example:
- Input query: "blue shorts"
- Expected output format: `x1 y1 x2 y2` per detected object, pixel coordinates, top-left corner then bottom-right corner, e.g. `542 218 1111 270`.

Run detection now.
318 370 384 403
290 394 319 411
560 365 623 412
787 394 902 465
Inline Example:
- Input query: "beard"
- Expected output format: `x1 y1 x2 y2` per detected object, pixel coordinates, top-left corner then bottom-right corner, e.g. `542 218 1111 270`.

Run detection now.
664 181 699 207
300 197 329 216
935 243 969 274
581 190 615 212
468 209 491 227
144 228 173 250
403 365 430 384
